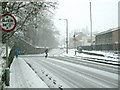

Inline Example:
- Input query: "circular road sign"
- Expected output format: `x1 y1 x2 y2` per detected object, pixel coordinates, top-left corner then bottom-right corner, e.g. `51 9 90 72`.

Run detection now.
0 14 16 32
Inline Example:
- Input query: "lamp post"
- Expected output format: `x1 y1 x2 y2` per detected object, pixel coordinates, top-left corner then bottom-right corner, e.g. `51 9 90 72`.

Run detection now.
59 18 68 54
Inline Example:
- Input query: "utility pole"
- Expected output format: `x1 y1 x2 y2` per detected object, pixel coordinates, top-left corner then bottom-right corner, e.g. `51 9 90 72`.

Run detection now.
90 2 93 49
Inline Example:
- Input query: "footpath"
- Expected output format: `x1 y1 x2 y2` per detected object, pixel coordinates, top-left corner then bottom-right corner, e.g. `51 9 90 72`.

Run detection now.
6 58 48 88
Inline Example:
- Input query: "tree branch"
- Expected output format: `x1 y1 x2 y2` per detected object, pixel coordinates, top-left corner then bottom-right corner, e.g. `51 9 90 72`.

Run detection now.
6 9 34 40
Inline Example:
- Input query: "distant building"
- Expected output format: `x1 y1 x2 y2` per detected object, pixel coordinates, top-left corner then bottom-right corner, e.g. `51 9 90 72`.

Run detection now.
69 32 95 48
95 27 120 51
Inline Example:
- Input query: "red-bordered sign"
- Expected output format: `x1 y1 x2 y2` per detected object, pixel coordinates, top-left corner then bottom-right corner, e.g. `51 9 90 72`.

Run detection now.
0 14 16 32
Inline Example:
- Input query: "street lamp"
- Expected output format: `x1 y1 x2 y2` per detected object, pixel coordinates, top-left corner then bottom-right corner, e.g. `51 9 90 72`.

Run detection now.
59 18 68 54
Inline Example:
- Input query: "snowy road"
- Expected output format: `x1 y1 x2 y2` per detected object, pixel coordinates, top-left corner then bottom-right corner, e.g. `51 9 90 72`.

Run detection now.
51 56 119 74
21 56 118 88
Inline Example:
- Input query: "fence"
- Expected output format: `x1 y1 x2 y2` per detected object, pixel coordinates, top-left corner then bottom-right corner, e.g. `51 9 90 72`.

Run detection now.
80 43 120 52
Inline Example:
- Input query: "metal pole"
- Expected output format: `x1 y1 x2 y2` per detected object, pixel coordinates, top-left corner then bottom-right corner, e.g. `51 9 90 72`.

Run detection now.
6 39 8 68
73 33 76 55
75 40 76 55
5 35 10 86
90 2 93 47
66 19 68 54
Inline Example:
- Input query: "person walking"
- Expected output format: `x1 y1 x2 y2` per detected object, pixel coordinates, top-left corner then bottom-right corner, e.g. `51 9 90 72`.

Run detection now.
15 48 19 58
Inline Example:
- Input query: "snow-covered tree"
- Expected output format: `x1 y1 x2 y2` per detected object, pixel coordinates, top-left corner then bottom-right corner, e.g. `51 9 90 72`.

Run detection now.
1 1 59 47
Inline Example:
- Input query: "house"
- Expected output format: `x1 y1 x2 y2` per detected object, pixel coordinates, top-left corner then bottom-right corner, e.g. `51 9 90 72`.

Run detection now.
69 32 94 48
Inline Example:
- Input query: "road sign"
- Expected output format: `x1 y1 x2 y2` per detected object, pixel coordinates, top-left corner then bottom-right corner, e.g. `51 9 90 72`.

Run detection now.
0 14 16 32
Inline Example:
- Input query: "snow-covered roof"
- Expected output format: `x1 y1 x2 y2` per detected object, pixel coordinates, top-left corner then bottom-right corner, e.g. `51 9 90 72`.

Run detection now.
95 27 120 36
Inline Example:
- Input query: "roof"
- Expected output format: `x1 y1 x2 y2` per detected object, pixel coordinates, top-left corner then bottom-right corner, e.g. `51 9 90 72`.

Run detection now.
95 27 120 36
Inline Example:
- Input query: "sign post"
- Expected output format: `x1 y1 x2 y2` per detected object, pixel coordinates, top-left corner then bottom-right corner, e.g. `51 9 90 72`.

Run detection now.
73 33 77 55
0 14 16 86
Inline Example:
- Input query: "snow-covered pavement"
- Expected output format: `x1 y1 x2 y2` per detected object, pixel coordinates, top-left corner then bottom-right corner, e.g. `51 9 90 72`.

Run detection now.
62 49 119 66
8 58 48 88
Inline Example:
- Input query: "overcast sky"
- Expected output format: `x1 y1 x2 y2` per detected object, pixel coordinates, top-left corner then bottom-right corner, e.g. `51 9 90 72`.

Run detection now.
54 0 119 40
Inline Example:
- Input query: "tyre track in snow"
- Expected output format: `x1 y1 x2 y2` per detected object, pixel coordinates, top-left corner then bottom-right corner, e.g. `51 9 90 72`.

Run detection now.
22 56 118 88
50 56 118 74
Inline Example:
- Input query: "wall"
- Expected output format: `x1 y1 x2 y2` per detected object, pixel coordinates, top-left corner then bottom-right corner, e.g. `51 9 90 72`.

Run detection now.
9 36 49 55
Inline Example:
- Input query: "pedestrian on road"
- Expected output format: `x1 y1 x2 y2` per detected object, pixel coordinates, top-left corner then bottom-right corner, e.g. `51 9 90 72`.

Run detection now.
45 49 48 58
